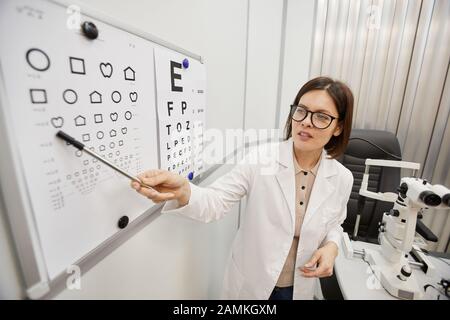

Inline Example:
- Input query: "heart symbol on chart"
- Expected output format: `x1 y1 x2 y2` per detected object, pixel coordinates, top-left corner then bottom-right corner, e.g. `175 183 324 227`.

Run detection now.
129 92 138 102
121 127 127 134
110 112 118 122
100 62 113 78
51 117 64 128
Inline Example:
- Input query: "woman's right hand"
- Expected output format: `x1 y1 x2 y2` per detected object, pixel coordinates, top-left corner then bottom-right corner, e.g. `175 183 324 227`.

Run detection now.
131 169 191 206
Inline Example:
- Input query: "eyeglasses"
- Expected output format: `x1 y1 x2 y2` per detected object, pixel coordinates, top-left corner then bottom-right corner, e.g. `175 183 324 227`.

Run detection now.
290 104 339 129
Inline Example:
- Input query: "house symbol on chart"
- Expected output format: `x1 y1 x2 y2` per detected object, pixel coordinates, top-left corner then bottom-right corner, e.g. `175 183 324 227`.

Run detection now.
74 115 86 126
90 90 102 103
123 67 135 81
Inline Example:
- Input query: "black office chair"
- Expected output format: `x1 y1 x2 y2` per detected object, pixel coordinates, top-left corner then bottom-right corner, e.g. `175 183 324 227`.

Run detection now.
339 129 403 243
319 129 438 299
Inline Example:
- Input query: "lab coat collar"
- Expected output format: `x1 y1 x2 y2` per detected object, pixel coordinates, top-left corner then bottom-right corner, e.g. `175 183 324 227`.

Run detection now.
275 138 338 231
293 151 321 177
277 138 336 178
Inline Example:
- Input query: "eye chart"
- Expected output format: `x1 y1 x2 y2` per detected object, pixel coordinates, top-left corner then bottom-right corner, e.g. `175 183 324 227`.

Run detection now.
154 48 206 180
0 0 200 282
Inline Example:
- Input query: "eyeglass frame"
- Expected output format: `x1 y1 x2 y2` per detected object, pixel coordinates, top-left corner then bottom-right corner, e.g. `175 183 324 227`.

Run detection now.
289 104 339 129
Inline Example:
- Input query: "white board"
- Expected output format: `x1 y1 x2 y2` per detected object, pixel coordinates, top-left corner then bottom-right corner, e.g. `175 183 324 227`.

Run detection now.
0 0 205 287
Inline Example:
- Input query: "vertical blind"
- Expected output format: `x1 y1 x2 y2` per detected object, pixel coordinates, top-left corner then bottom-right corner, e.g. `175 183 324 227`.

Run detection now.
309 0 450 252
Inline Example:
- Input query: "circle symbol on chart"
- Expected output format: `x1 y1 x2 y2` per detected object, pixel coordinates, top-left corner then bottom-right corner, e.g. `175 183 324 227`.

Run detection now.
63 89 78 104
97 131 104 139
26 48 50 71
111 91 122 103
124 111 132 120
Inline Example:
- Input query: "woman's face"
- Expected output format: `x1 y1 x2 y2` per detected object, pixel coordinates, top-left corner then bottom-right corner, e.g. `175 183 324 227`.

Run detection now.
291 89 342 153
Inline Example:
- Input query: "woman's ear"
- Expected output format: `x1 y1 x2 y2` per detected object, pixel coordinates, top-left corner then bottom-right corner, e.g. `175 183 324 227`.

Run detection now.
333 122 343 136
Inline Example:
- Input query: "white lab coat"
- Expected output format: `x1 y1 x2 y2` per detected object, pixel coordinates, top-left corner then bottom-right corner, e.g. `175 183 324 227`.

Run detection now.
162 138 354 299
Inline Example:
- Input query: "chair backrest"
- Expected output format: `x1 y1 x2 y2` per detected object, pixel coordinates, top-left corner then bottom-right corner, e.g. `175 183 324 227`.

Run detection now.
337 129 402 242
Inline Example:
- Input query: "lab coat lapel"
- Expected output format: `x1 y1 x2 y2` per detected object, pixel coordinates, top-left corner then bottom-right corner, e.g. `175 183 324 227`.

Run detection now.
275 139 296 230
302 149 337 227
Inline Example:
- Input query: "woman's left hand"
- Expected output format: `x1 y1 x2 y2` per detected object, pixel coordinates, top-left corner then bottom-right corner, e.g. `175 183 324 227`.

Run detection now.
298 242 338 278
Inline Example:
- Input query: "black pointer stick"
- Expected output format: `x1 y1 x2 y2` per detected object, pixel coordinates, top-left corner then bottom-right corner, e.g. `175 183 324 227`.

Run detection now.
56 130 154 190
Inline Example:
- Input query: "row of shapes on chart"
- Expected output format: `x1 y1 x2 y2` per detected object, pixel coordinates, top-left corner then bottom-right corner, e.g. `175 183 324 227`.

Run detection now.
72 139 126 155
66 165 103 196
29 88 138 105
68 158 136 195
26 48 137 81
67 165 102 180
50 112 133 128
70 153 135 194
71 151 133 166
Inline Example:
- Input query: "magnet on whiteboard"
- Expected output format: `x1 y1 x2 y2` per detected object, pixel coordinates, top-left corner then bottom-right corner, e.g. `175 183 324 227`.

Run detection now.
117 216 129 229
182 58 189 69
188 172 194 180
81 21 99 40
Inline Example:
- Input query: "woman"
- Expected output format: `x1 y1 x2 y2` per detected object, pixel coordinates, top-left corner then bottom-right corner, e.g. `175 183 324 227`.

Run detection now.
131 76 354 300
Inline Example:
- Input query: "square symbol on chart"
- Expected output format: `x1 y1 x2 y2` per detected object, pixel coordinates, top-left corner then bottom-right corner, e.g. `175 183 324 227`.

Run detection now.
82 134 90 142
94 114 103 123
29 89 47 104
69 57 86 74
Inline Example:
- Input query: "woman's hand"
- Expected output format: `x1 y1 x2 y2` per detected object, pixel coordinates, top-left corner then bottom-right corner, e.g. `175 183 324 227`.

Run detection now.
131 169 191 206
298 241 338 278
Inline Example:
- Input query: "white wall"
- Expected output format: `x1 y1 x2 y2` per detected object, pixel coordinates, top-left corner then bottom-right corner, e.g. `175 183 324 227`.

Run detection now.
243 0 316 132
0 0 315 299
244 0 284 130
0 191 24 299
277 0 316 131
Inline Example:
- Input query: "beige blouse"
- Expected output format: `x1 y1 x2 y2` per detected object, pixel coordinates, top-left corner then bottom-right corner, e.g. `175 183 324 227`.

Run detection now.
275 152 321 287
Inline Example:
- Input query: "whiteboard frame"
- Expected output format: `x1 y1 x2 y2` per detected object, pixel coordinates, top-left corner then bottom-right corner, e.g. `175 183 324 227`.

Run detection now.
0 0 203 299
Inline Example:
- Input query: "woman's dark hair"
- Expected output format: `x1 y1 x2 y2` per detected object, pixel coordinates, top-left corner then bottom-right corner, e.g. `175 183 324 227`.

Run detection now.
284 76 354 159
